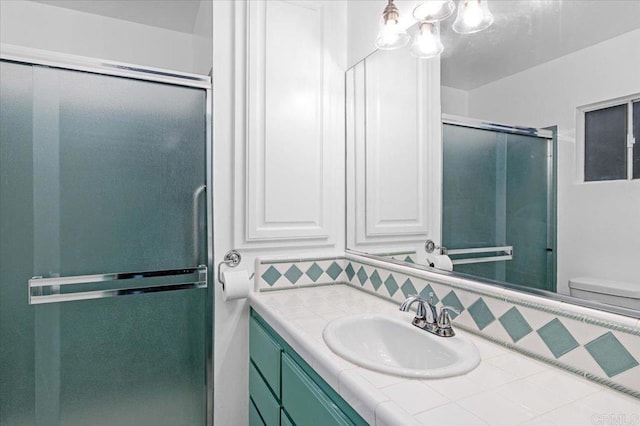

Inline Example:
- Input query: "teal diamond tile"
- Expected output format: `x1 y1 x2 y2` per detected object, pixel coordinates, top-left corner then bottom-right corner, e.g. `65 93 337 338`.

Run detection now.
384 274 399 296
536 318 579 359
404 256 415 264
467 298 496 330
345 263 355 281
306 263 323 282
499 307 533 343
284 265 303 284
419 284 439 305
584 332 639 378
400 278 417 298
441 291 464 319
261 266 282 287
356 267 368 286
370 270 383 290
326 261 343 281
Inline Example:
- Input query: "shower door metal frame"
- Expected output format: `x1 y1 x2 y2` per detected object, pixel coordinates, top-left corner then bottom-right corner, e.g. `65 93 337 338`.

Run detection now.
0 44 215 426
442 114 554 139
441 114 557 292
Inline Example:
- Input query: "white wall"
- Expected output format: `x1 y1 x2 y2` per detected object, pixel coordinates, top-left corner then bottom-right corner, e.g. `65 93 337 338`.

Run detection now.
192 0 213 74
212 1 347 424
0 0 211 74
467 29 640 294
441 85 469 116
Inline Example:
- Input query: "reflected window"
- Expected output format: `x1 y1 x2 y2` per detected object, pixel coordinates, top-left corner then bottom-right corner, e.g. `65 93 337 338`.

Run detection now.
634 101 640 180
582 97 639 182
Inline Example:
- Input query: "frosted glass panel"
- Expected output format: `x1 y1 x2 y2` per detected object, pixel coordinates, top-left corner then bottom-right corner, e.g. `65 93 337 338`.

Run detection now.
54 69 206 275
1 62 208 426
442 124 553 291
442 124 506 280
57 291 205 426
0 61 36 426
505 133 549 290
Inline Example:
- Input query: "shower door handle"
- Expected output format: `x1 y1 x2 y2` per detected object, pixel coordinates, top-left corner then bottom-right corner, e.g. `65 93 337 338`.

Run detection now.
28 265 207 305
193 184 207 264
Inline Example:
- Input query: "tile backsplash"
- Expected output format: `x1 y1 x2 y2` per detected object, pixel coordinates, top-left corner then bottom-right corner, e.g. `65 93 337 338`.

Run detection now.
255 256 346 290
254 253 640 398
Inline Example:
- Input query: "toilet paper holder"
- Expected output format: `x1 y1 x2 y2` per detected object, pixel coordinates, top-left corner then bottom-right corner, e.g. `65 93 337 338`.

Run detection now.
217 249 254 288
425 239 448 255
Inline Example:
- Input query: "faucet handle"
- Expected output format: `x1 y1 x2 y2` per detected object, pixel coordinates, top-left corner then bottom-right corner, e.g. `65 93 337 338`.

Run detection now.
437 306 460 329
411 295 428 320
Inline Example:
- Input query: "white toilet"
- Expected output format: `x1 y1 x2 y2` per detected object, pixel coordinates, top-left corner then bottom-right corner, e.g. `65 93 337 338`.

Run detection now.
569 277 640 311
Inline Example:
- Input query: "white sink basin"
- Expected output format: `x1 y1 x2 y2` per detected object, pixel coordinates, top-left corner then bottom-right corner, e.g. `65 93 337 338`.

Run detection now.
323 312 480 378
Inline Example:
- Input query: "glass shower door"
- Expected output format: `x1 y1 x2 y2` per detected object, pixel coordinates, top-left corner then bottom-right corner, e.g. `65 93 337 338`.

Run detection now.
0 61 209 426
442 123 554 291
442 124 507 281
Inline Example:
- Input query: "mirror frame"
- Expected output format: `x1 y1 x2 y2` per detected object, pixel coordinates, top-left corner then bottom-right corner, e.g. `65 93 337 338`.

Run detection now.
347 249 640 319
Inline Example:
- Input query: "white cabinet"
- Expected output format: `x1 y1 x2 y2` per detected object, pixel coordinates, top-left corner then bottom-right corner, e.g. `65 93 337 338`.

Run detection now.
233 0 346 249
346 48 442 251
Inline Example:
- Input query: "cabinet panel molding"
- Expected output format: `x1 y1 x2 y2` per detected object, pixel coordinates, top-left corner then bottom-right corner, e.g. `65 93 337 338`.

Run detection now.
234 0 344 248
347 49 442 249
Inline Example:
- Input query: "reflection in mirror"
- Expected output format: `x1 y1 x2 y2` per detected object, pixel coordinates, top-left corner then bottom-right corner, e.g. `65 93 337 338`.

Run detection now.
441 119 555 292
346 0 640 317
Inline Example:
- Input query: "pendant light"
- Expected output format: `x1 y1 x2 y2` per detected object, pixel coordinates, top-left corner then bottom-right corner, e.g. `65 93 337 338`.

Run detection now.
413 0 455 23
452 0 494 34
374 0 495 59
410 22 444 59
375 0 410 50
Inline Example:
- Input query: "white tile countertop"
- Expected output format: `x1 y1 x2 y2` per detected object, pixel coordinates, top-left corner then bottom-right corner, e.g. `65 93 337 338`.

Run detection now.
249 284 640 426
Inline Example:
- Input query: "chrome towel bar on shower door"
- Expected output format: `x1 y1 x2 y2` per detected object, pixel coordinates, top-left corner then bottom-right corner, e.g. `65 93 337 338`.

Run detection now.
28 265 207 305
447 246 513 265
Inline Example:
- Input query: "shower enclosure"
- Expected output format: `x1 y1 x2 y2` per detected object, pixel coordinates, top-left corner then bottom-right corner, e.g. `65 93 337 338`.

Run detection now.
441 117 556 292
0 49 213 425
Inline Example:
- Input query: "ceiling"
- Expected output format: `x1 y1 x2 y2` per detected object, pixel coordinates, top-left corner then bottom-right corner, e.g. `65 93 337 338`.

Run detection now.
26 0 640 90
29 0 202 34
439 0 640 90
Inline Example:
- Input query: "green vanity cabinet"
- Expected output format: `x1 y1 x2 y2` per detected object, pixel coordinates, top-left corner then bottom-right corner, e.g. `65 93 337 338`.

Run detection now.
250 397 265 426
249 309 367 426
250 362 280 426
280 409 294 426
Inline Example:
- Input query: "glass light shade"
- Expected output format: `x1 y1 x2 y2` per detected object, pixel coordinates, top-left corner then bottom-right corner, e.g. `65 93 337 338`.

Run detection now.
413 0 456 23
375 0 410 50
410 22 444 59
452 0 494 34
375 18 410 50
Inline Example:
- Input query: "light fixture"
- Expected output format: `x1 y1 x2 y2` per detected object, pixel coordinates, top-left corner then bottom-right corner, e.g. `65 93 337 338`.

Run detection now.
375 0 494 58
375 0 410 50
410 22 444 59
413 0 455 23
452 0 494 34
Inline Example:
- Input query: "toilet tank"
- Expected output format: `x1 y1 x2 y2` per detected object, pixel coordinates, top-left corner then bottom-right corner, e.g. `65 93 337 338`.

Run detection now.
569 277 640 310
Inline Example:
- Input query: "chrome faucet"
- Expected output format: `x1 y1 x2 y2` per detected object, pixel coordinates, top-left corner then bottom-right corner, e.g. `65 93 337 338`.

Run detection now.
399 294 459 337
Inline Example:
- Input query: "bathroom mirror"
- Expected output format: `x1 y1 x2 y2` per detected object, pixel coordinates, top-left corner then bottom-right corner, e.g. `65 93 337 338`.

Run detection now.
346 0 640 317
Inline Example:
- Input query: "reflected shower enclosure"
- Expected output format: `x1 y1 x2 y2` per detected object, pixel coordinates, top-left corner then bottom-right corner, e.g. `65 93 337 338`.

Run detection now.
441 120 557 292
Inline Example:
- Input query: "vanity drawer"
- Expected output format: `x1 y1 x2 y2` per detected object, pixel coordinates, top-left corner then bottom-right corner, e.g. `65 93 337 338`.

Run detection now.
249 396 265 426
250 361 280 426
280 409 294 426
281 353 353 426
250 315 282 397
